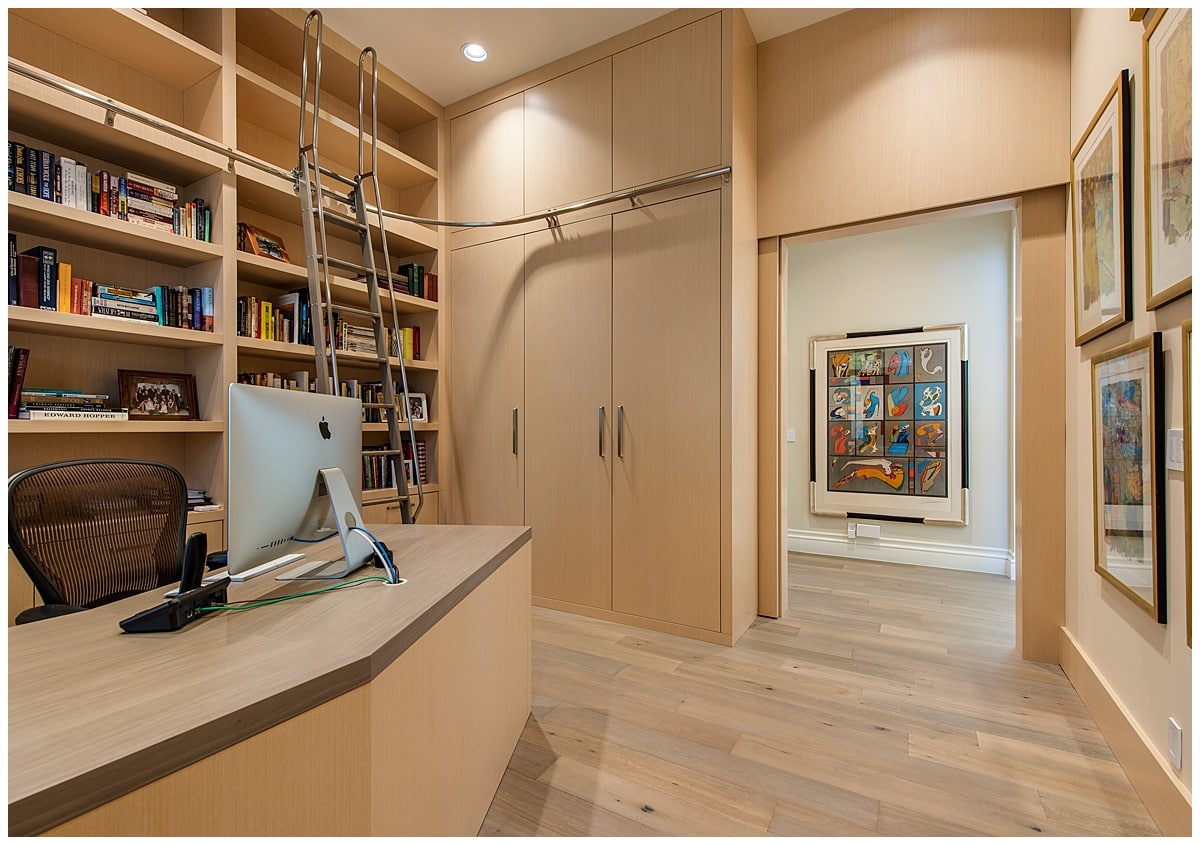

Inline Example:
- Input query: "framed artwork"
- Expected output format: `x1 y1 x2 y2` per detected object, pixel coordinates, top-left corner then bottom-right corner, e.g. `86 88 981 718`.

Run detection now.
1185 321 1192 646
1143 8 1192 309
810 325 968 525
238 222 291 264
118 369 199 421
1071 70 1131 345
1090 333 1165 622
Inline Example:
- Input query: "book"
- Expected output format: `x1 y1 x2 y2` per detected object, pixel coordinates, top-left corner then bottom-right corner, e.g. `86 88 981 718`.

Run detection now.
20 407 130 421
59 156 75 210
25 148 38 199
8 233 16 306
56 260 72 312
273 291 301 344
11 142 26 194
38 149 54 201
20 245 56 310
125 171 178 200
16 253 39 308
8 346 30 419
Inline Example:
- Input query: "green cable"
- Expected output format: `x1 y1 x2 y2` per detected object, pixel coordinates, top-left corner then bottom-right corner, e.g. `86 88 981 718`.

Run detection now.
198 576 393 612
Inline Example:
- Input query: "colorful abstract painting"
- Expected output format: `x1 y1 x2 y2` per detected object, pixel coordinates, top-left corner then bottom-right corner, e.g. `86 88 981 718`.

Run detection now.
1091 334 1164 621
811 326 967 524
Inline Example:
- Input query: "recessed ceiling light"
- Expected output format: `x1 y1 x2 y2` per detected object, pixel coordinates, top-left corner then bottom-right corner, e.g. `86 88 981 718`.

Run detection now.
461 42 488 62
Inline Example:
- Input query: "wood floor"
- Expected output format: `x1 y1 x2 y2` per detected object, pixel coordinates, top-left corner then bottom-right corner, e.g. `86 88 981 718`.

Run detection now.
479 553 1160 837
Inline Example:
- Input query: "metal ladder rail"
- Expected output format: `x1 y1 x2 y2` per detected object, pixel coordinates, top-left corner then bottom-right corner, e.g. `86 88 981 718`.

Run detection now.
298 11 420 522
357 46 422 523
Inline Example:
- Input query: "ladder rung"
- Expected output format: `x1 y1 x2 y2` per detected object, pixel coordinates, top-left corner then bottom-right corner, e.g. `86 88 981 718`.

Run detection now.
365 494 412 505
304 159 358 187
320 301 378 321
362 447 405 455
317 255 372 276
362 401 398 409
316 208 367 232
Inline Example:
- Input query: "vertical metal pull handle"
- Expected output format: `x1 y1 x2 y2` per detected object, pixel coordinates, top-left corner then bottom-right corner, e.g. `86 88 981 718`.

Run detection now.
616 405 624 458
598 406 605 458
512 408 519 455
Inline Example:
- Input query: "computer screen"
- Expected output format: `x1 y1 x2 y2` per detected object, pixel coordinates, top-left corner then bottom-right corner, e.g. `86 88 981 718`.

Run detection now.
226 383 375 580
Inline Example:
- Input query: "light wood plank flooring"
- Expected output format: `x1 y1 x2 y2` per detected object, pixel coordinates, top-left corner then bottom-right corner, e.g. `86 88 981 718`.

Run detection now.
481 553 1159 836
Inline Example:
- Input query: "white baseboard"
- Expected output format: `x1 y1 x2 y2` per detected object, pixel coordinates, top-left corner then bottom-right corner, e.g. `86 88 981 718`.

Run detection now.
788 528 1014 576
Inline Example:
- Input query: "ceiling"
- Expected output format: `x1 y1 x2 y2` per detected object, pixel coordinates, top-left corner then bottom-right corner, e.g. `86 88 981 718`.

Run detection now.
318 8 849 107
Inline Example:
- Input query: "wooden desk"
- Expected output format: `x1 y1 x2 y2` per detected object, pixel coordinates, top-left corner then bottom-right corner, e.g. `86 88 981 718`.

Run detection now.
8 524 532 836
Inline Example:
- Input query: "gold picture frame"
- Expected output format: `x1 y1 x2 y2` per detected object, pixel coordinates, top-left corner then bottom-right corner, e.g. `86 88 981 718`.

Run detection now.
1090 334 1165 622
1143 8 1192 310
238 222 291 264
1071 70 1131 345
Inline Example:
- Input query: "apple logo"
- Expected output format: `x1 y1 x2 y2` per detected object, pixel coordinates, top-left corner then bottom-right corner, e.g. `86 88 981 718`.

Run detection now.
318 416 331 440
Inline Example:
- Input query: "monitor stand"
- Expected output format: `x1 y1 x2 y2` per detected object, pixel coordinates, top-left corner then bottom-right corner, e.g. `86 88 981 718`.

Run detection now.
277 467 376 582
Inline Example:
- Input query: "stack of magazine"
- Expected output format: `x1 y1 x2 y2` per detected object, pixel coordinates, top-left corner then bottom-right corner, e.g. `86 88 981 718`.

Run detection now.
17 389 128 421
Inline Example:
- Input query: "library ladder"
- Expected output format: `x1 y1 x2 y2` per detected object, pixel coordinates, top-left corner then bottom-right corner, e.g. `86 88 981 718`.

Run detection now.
294 10 422 523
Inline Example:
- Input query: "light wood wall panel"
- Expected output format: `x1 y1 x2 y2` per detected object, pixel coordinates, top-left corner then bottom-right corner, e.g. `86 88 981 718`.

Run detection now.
524 59 613 213
1015 186 1067 663
612 191 722 631
448 235 525 526
757 239 784 618
612 13 722 190
449 93 524 225
757 8 1070 237
525 217 613 609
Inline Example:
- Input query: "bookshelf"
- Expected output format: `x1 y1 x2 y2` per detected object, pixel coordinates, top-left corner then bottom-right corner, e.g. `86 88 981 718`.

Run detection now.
7 4 447 587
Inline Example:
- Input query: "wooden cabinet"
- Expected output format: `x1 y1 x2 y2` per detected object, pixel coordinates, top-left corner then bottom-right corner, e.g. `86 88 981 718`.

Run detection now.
612 191 722 630
524 59 613 213
612 14 722 189
448 235 525 525
449 93 524 226
525 217 613 608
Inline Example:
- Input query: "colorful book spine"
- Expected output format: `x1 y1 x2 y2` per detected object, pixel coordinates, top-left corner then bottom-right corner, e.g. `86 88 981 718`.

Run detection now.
20 245 56 310
8 346 30 419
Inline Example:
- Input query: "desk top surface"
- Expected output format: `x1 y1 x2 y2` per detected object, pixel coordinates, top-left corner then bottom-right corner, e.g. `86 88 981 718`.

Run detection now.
8 523 531 835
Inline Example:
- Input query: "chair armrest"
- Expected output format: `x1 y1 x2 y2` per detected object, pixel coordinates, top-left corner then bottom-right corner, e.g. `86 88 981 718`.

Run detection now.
15 605 87 625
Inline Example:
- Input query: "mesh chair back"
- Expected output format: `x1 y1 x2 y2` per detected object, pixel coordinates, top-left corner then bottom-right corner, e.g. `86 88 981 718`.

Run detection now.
9 460 188 609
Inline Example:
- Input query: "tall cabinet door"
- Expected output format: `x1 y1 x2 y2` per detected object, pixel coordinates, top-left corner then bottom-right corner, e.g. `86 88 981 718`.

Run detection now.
525 217 613 608
612 190 722 631
449 235 525 526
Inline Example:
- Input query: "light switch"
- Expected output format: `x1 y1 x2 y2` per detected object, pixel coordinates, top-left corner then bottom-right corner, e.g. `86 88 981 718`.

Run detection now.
1166 428 1184 471
786 428 796 443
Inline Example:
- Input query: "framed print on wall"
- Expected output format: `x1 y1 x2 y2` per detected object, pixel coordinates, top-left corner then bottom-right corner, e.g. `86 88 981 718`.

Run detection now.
1143 8 1192 309
810 324 968 525
1071 70 1131 345
1090 333 1165 622
1185 321 1192 646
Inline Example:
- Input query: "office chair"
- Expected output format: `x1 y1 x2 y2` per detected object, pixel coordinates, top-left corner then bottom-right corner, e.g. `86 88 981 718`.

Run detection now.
9 459 190 624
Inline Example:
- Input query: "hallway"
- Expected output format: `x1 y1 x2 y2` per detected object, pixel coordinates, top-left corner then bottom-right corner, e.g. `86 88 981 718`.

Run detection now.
481 553 1159 836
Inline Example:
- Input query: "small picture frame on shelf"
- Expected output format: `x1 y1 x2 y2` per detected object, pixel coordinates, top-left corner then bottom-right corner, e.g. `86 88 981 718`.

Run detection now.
404 459 416 487
118 369 199 421
405 392 428 424
238 222 291 264
1071 69 1131 345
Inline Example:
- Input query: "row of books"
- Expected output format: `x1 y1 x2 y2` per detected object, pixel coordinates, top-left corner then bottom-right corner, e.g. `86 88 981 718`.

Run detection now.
392 263 437 302
12 382 129 421
8 142 212 241
362 439 429 490
237 291 313 346
9 236 214 330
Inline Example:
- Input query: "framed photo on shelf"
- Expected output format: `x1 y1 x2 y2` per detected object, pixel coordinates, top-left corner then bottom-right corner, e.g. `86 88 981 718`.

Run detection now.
239 222 291 264
1071 69 1131 345
809 324 968 525
1143 8 1192 309
118 370 199 421
405 392 428 424
404 459 416 487
1090 333 1165 622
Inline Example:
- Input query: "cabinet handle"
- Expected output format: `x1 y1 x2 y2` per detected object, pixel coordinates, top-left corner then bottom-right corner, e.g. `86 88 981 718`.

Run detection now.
598 406 605 458
617 405 624 459
512 407 519 455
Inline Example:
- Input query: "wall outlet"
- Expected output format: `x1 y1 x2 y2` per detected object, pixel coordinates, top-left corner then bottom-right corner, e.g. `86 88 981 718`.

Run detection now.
787 428 797 443
1166 429 1184 471
856 523 881 540
1168 718 1183 770
847 523 856 540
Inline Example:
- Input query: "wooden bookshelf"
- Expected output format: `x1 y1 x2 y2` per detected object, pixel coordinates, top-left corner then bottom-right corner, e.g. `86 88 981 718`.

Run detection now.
8 6 447 543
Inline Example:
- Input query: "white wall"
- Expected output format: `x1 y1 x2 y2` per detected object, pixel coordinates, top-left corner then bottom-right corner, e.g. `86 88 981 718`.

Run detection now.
1066 8 1191 793
786 209 1014 574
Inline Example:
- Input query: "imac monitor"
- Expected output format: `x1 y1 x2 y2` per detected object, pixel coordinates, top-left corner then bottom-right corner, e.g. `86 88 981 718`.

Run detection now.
226 383 375 580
